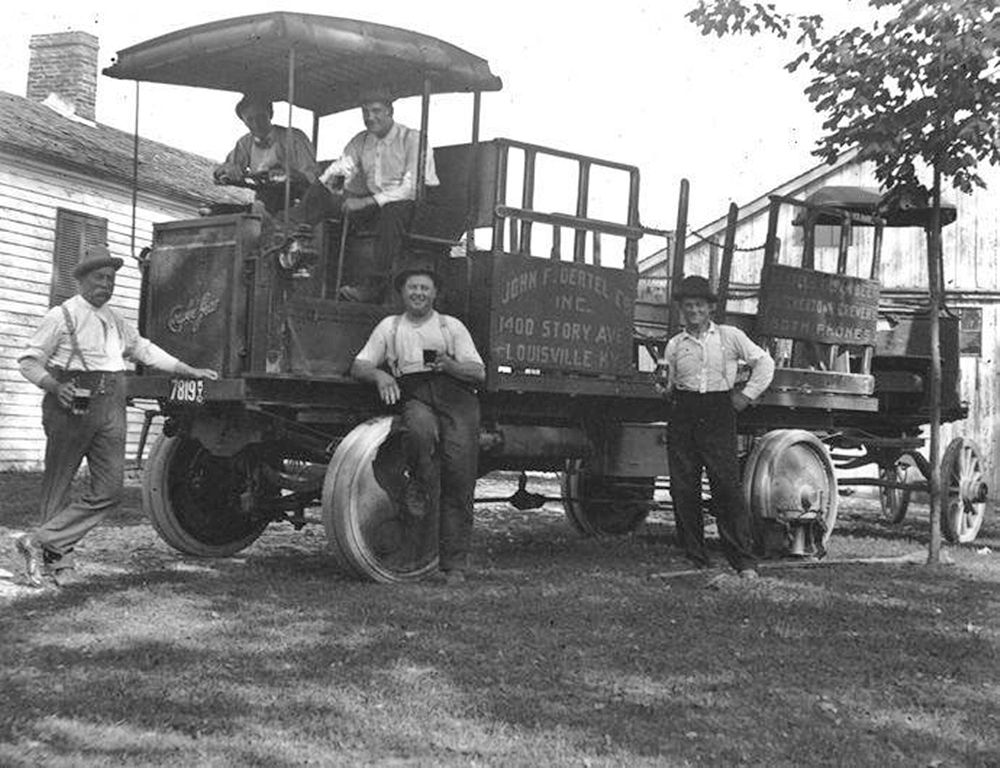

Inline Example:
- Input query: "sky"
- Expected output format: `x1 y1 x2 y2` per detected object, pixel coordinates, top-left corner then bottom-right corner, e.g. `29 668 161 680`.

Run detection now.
0 1 865 255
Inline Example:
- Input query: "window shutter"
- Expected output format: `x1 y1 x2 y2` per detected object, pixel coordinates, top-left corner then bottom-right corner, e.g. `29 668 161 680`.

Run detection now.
50 209 108 307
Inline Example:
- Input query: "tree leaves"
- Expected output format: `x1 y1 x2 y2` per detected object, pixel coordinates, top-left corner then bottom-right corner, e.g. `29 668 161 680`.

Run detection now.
687 0 1000 194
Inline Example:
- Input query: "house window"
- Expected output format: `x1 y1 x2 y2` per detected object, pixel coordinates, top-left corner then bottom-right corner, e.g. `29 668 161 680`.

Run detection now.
792 225 855 248
50 209 108 306
958 307 982 356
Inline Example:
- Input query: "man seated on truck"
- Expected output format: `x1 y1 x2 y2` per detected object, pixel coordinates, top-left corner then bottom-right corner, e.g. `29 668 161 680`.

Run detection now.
290 89 439 303
213 93 319 215
351 262 484 584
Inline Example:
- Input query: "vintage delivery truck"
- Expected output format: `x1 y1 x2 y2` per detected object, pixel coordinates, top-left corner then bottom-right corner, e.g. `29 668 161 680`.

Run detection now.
105 12 988 581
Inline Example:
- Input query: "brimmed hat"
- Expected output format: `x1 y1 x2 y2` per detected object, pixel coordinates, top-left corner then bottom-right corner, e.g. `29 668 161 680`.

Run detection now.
673 275 717 303
73 245 123 279
393 262 439 292
359 87 394 107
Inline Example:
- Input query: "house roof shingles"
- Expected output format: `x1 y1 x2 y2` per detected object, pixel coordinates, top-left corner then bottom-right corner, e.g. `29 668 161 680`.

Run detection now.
0 91 250 207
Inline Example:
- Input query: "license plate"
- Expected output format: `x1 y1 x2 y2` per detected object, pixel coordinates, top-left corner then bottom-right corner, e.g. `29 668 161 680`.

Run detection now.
168 378 205 404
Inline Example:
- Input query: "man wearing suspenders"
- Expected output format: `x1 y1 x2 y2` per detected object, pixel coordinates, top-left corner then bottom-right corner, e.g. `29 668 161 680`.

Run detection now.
351 263 484 584
12 245 218 587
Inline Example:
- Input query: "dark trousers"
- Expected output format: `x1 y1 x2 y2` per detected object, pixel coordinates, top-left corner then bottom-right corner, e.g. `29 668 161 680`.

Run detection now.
34 371 127 569
397 374 480 571
290 183 414 301
667 390 756 571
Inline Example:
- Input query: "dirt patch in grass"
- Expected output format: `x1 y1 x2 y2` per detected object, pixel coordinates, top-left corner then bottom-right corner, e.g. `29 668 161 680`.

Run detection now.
1 471 998 766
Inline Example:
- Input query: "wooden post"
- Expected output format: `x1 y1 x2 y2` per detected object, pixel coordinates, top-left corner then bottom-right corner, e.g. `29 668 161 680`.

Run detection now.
716 202 739 324
574 161 591 264
521 149 536 255
669 179 690 337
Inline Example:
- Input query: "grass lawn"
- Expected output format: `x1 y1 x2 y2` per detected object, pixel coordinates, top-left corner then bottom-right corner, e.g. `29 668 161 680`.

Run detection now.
1 471 998 766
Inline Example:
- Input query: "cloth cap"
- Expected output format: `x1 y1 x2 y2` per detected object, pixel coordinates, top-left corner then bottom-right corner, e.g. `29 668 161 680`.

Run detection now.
235 93 272 119
673 275 717 303
73 245 123 279
393 262 439 292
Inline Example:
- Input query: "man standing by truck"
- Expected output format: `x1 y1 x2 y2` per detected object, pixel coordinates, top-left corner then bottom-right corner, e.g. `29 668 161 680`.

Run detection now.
659 275 775 577
351 263 484 584
12 246 218 588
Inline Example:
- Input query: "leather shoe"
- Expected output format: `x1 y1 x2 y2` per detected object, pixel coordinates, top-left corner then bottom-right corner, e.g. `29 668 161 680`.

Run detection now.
12 532 45 588
50 568 82 587
442 569 467 586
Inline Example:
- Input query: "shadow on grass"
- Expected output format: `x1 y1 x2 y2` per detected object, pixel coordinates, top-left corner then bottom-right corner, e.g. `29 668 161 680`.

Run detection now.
1 479 998 766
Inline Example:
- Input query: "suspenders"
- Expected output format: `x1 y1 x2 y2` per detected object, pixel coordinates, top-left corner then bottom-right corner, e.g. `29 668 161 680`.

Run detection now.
385 313 455 377
59 304 90 372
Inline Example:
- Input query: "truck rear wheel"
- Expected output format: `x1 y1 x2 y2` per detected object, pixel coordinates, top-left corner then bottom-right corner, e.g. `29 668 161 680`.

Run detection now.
322 417 439 582
142 434 270 557
878 457 913 524
561 460 653 536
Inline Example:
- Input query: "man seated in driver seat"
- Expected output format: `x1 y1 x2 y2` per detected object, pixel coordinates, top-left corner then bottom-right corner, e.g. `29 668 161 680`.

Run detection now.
213 93 319 215
290 88 439 303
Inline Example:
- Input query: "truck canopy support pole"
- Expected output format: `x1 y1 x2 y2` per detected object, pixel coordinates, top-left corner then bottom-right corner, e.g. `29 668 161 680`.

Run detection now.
464 91 482 252
282 46 297 227
130 81 140 263
416 78 431 204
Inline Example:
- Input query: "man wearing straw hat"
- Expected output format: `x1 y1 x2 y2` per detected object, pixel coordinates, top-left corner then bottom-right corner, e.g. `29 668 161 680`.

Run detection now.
11 246 218 588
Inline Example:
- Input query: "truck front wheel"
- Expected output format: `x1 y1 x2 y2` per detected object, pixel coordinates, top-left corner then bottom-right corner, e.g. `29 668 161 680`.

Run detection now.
142 434 270 556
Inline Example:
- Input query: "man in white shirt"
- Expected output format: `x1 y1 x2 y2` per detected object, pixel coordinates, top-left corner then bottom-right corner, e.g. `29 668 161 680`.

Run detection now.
351 263 483 584
292 90 439 302
12 246 218 587
659 275 775 578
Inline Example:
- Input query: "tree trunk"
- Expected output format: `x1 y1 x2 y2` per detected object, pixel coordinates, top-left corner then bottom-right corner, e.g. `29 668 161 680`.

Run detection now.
926 167 943 564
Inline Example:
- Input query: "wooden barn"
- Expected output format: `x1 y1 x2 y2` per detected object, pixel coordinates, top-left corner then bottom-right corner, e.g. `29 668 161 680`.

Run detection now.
0 31 248 470
639 149 1000 490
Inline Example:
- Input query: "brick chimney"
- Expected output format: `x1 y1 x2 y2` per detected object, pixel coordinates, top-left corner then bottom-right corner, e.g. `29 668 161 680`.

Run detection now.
26 31 99 122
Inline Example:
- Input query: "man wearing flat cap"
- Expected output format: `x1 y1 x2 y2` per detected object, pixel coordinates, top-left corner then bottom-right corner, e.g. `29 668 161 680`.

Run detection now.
351 262 484 584
293 89 440 302
659 274 775 578
214 93 319 214
11 246 218 588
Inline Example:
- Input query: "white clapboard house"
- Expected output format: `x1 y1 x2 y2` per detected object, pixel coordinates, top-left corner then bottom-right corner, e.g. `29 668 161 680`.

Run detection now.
0 31 248 470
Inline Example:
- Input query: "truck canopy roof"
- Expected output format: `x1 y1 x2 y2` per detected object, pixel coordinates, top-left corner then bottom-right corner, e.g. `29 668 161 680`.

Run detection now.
103 12 503 117
796 185 957 228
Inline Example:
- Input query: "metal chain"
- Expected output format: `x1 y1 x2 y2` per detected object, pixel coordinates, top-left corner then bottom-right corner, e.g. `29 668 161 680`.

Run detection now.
687 227 767 253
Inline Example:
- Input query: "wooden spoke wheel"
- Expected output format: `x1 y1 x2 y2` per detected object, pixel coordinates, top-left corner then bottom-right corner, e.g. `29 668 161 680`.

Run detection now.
878 458 914 524
142 434 270 557
561 459 654 536
743 429 838 557
941 437 990 544
322 417 439 582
